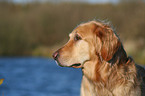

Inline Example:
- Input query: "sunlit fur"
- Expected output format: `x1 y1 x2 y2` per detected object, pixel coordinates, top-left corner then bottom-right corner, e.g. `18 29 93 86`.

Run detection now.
53 21 145 96
56 33 90 67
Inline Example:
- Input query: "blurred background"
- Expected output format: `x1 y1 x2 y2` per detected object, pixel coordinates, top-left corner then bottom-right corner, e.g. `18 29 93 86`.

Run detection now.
0 0 145 96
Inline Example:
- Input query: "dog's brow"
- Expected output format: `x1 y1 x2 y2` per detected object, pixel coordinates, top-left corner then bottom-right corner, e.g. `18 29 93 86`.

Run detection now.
69 33 72 37
69 31 77 37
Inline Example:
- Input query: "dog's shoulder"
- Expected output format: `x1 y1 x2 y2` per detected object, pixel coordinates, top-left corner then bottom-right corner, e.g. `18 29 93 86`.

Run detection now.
126 57 145 82
135 64 145 82
135 64 145 95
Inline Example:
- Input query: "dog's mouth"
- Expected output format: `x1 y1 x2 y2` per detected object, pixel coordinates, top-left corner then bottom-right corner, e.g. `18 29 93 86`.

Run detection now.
56 61 82 68
54 57 82 68
70 63 82 68
55 60 64 67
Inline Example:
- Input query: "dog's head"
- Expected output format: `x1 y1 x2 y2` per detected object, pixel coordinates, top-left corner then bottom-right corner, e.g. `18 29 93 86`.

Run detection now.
53 21 121 68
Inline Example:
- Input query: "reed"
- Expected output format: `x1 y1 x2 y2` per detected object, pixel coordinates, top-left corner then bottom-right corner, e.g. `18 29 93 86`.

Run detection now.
0 2 144 64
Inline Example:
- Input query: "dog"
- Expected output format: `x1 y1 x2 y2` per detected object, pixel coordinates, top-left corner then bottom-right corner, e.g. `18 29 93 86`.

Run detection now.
52 21 145 96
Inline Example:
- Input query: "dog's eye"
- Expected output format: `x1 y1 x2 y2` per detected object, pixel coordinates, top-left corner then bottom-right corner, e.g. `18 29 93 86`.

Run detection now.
74 34 82 41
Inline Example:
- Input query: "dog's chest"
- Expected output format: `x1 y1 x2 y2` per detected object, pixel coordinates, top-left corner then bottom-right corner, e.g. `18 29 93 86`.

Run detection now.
81 76 141 96
81 76 113 96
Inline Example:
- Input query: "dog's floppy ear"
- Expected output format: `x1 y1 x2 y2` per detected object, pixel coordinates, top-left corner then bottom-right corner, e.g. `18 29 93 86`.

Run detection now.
96 25 121 61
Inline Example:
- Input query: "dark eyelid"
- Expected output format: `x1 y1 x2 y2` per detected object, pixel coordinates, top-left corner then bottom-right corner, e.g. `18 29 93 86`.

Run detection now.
74 33 82 41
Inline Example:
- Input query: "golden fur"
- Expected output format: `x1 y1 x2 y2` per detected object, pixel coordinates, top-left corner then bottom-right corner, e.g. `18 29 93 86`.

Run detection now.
53 21 145 96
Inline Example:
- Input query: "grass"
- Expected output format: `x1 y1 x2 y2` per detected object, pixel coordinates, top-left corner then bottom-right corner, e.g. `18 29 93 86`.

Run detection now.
0 1 145 64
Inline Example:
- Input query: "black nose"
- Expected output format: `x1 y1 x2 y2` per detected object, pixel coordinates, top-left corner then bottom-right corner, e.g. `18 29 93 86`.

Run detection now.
52 51 59 60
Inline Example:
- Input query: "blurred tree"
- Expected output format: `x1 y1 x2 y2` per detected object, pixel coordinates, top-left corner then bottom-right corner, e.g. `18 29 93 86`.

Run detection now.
119 0 144 3
0 1 144 64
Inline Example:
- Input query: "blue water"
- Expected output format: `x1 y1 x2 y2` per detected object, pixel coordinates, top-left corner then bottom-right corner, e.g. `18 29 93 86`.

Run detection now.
0 57 82 96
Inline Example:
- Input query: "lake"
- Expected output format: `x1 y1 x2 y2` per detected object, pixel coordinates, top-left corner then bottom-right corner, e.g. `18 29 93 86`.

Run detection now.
0 57 82 96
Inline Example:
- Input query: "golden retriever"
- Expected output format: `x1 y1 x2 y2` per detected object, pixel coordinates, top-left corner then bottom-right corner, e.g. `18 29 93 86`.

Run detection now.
52 21 145 96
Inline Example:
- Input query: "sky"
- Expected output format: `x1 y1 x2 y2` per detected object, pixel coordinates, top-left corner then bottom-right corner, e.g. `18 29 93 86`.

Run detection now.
11 0 119 4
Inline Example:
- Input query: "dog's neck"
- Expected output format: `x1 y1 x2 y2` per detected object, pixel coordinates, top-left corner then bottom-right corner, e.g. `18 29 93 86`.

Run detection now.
82 45 129 87
108 45 128 66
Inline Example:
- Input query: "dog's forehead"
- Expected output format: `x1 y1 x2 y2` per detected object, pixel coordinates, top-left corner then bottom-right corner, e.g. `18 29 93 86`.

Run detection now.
80 21 103 27
78 21 103 31
69 21 104 38
75 22 102 35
